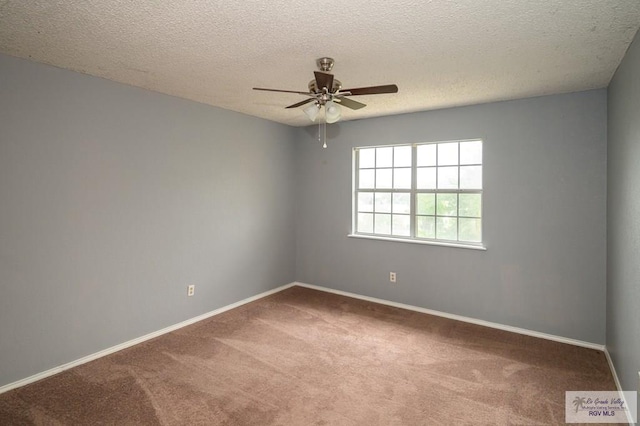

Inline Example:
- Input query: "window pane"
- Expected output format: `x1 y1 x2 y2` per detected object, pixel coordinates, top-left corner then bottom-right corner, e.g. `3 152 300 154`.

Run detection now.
438 143 458 166
376 169 392 189
359 148 376 168
359 169 374 189
393 193 410 214
394 146 412 167
358 213 374 233
358 192 374 212
437 166 459 189
417 167 436 189
374 192 392 213
392 215 410 236
436 217 457 240
459 218 481 242
374 213 391 234
416 216 435 238
460 166 482 189
460 141 482 165
436 193 457 216
459 194 481 218
417 144 436 166
376 147 393 167
416 193 435 215
393 168 411 189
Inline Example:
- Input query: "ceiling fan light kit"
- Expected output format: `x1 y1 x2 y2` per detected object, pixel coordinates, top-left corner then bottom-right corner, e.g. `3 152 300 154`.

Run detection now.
253 57 398 147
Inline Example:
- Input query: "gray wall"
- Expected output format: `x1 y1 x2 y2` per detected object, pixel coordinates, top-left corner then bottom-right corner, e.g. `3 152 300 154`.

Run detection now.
607 29 640 401
295 90 607 344
0 50 615 390
0 54 297 387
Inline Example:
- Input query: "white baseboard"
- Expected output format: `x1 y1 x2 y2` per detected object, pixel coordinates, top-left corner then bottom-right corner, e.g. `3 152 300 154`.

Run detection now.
0 282 296 395
604 348 636 425
293 282 606 352
604 349 625 397
0 280 610 398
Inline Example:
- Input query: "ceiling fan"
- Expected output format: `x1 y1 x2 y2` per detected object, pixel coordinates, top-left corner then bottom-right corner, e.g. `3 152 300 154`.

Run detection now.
253 57 398 125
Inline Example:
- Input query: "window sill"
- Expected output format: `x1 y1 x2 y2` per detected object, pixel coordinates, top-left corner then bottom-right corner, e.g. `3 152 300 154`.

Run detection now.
347 234 487 251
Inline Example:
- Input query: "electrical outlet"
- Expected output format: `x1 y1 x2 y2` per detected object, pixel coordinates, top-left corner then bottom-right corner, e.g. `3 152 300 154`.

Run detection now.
187 285 195 297
389 272 397 283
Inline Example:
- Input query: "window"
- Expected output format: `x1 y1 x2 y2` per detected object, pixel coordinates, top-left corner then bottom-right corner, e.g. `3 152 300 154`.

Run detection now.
353 140 483 247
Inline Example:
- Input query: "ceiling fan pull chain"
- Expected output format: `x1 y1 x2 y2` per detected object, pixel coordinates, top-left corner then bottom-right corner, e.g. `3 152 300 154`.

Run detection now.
322 122 327 149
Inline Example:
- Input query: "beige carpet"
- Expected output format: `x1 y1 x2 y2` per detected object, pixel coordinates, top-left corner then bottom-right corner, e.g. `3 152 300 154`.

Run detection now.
0 286 619 425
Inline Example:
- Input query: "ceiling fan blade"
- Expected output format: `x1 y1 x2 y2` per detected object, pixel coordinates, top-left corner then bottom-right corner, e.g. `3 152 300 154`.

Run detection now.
285 98 316 109
335 97 366 110
341 84 398 96
253 87 312 96
314 71 334 91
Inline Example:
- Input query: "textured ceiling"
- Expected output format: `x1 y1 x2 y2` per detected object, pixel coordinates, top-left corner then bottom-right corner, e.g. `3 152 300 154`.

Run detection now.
1 1 639 126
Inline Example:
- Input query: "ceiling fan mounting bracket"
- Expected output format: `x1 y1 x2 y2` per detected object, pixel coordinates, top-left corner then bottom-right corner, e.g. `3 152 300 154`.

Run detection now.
316 57 334 72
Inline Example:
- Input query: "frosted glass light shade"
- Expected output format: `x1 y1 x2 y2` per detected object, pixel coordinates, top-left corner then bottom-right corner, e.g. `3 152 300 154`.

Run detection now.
325 101 341 123
303 103 321 121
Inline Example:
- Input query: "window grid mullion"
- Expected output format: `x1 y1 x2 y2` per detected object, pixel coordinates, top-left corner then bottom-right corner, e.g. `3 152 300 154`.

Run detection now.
372 149 377 234
457 142 461 241
410 144 417 238
390 148 394 236
434 144 439 239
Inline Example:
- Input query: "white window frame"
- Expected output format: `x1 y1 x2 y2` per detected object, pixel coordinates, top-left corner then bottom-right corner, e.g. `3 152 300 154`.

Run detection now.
350 139 485 250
